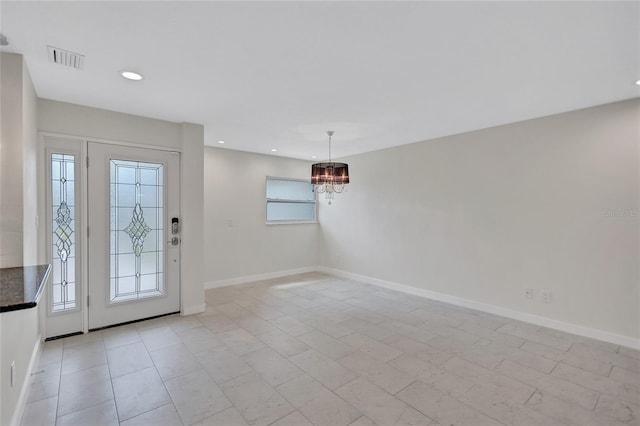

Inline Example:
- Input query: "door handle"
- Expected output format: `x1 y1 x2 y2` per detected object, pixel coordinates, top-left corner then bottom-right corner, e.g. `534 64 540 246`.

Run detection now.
167 237 180 246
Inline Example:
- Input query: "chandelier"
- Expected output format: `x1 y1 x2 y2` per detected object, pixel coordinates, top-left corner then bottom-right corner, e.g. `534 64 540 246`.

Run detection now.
311 131 350 204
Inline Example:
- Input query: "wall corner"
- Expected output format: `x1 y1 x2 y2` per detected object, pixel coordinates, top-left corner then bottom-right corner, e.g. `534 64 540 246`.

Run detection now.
179 122 205 314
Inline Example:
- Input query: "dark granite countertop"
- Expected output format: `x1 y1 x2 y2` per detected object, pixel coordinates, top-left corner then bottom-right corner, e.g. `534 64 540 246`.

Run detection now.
0 265 51 313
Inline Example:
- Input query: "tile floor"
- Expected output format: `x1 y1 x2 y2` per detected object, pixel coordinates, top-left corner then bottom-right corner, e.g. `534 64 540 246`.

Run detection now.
21 273 640 426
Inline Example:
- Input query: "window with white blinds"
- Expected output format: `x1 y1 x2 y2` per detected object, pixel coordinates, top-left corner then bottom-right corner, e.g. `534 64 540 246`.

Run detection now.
266 177 317 223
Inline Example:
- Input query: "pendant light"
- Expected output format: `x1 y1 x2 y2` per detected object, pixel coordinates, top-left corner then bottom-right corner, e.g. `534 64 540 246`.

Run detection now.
311 131 350 204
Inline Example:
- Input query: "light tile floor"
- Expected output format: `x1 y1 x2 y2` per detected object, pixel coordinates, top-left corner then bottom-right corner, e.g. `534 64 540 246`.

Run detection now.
21 273 640 426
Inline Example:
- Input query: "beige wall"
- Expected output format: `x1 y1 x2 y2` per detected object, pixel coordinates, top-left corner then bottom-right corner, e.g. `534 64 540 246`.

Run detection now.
22 58 38 266
203 147 318 285
180 123 205 313
0 52 42 426
1 53 25 267
0 296 46 426
38 98 181 149
319 99 640 343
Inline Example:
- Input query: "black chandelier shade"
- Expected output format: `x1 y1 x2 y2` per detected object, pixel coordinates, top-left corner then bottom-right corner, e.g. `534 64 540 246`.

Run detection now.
311 162 350 185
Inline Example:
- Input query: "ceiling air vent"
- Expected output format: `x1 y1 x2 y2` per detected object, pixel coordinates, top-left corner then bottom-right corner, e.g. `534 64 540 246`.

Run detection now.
47 46 84 69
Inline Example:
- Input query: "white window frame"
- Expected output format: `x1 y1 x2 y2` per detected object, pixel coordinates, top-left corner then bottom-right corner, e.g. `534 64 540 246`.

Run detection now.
265 176 318 224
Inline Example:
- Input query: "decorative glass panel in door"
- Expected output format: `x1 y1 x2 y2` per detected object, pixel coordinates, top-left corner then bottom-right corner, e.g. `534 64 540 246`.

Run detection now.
45 137 84 338
110 159 164 303
88 142 180 329
52 153 77 311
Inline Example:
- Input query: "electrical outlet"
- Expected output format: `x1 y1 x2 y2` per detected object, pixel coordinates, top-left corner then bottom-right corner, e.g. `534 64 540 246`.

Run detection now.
524 288 533 299
542 290 551 303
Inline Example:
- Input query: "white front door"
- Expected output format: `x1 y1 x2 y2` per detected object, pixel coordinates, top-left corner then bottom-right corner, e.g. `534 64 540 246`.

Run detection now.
87 142 180 329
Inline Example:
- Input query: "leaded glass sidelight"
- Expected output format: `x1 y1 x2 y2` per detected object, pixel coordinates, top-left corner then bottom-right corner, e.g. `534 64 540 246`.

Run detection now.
110 159 164 303
51 154 77 311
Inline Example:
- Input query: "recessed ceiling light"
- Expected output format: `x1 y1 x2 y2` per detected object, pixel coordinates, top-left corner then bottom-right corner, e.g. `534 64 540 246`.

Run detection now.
121 71 142 81
271 149 277 152
311 156 317 159
636 80 640 86
217 140 225 144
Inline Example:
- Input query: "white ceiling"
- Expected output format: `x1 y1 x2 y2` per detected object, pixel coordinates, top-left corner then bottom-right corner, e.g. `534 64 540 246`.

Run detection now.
2 1 638 160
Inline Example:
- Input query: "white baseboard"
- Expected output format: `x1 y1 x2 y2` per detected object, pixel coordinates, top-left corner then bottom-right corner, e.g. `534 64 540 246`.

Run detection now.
182 303 206 316
12 335 43 426
317 266 640 350
205 267 317 290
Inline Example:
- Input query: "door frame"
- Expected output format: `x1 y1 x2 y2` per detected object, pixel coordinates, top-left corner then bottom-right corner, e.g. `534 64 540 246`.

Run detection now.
43 136 86 338
40 132 182 336
87 141 181 329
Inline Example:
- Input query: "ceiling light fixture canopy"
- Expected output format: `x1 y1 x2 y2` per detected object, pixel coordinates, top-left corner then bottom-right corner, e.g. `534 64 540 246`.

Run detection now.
311 130 350 205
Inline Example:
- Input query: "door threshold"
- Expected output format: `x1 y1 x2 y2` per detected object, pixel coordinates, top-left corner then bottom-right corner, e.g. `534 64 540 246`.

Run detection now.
89 311 181 332
45 331 83 341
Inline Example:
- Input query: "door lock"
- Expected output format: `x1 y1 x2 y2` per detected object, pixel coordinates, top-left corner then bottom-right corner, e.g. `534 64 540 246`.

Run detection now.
168 237 180 246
